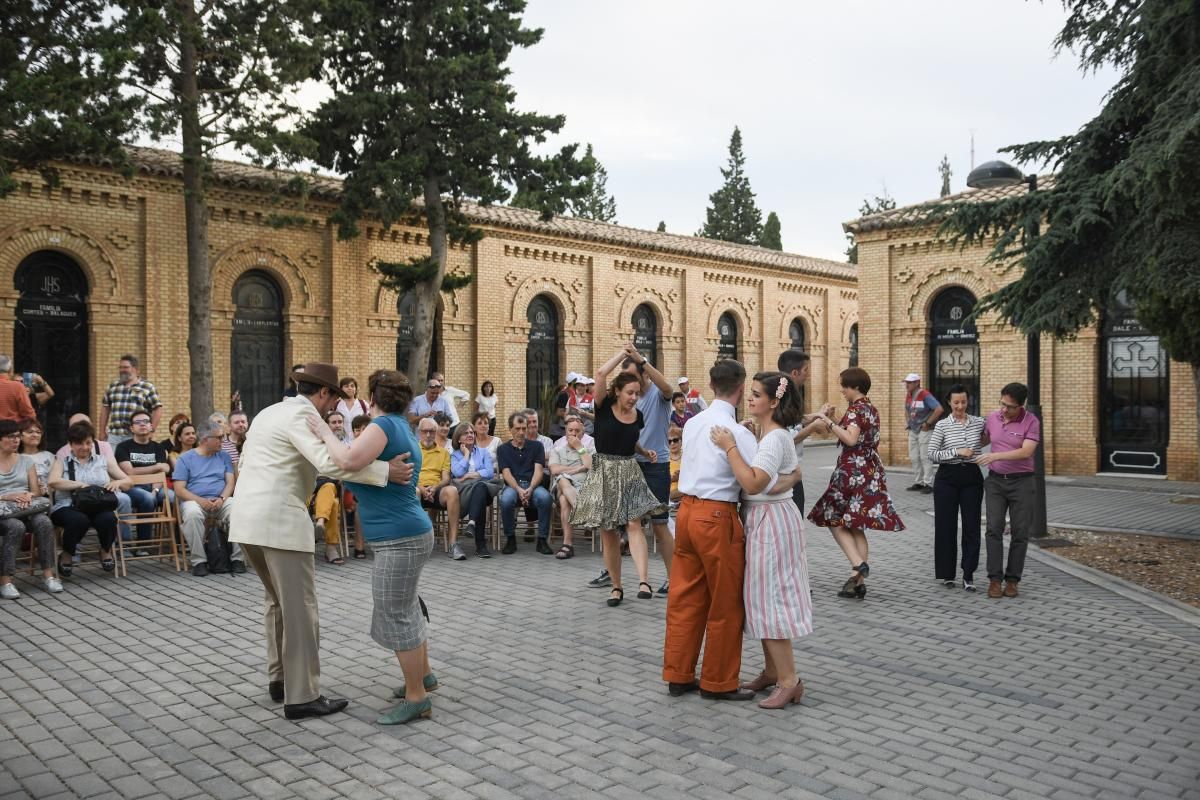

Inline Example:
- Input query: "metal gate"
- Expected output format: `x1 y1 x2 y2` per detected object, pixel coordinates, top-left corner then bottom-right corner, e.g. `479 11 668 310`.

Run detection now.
526 295 559 411
717 312 738 362
928 287 979 414
632 303 658 367
1100 295 1168 474
231 271 284 419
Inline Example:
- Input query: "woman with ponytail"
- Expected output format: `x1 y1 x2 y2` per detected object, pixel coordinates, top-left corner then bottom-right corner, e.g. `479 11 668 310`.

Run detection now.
710 371 812 710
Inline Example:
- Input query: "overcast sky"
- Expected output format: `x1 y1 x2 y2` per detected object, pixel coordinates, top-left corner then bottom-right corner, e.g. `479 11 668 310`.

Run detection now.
502 0 1120 261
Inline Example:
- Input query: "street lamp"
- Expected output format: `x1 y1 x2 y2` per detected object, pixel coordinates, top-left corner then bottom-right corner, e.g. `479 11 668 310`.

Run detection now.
965 160 1048 538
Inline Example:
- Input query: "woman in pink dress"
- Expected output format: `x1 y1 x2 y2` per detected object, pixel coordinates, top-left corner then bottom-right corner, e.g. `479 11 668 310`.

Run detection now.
711 371 812 710
808 367 904 599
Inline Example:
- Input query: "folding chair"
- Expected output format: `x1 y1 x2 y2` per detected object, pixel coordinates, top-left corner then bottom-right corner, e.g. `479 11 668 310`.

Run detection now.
115 474 182 575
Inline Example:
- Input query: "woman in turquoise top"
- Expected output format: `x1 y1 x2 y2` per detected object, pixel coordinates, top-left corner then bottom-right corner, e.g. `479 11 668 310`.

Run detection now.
310 369 434 726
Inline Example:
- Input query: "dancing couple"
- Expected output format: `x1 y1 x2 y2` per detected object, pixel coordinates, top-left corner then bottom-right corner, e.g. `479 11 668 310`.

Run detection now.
662 359 812 710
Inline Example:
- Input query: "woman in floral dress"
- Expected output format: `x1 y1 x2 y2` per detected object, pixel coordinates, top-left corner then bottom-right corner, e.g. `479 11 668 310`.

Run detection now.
809 367 904 599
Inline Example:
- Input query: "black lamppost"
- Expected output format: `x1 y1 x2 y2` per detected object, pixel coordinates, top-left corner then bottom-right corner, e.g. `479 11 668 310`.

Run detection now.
965 160 1048 538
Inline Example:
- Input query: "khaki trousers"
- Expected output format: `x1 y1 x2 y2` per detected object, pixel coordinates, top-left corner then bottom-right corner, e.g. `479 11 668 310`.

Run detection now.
239 543 321 705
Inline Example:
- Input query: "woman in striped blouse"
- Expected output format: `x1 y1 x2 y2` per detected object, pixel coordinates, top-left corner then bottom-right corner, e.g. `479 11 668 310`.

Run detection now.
927 383 987 592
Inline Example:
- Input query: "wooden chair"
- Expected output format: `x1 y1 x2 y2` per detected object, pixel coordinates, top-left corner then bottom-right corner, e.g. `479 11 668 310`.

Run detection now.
115 474 182 575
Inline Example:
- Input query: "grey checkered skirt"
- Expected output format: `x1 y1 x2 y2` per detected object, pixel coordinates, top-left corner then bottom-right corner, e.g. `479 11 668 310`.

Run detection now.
370 532 435 652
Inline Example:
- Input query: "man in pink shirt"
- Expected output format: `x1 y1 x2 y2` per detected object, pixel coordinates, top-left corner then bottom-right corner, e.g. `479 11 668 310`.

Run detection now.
976 382 1041 599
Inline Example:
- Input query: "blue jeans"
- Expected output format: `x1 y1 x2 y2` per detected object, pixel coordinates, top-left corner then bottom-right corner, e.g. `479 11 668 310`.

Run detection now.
499 481 551 540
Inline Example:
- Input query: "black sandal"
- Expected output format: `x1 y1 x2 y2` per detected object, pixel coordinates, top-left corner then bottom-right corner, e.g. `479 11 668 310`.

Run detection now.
100 556 116 572
637 581 653 599
837 576 858 598
607 587 624 607
58 556 73 578
555 544 575 560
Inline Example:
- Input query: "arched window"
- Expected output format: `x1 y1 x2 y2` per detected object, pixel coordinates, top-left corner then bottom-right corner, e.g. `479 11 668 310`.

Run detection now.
632 303 659 367
717 312 738 362
789 318 806 351
928 288 978 413
848 323 859 367
231 270 285 419
526 294 560 410
14 251 90 448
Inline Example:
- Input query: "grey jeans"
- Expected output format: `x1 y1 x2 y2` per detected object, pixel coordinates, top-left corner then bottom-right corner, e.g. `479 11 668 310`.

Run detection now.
984 472 1037 582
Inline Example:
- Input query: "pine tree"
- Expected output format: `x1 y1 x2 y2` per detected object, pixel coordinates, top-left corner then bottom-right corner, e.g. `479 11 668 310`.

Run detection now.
759 211 782 250
845 192 896 263
571 144 617 222
305 0 591 379
697 126 763 244
656 221 667 232
939 155 952 197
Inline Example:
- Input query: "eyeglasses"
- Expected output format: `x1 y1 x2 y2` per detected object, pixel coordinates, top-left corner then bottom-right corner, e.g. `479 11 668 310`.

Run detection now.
2 433 21 440
132 419 152 426
667 438 681 444
1000 401 1022 411
427 384 443 390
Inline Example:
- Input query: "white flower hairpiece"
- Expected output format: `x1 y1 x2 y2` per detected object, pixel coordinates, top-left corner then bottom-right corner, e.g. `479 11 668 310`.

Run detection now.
776 376 788 399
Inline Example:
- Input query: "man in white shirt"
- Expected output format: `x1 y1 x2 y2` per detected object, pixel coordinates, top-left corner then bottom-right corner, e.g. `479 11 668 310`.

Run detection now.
663 359 759 701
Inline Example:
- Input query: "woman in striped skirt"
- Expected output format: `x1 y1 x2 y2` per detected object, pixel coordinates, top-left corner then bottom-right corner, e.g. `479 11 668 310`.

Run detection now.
710 371 812 710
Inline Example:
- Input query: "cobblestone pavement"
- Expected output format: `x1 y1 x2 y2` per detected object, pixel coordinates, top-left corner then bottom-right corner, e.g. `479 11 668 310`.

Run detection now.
2 456 1198 799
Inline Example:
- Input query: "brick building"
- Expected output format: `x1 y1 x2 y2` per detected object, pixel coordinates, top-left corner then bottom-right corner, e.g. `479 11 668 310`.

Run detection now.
0 146 858 448
846 181 1198 481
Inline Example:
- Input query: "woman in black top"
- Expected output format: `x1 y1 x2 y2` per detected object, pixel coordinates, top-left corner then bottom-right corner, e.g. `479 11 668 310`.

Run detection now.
571 369 662 607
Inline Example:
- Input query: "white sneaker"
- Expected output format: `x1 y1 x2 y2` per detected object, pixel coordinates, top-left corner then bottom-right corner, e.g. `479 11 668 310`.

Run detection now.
43 576 64 594
0 583 19 600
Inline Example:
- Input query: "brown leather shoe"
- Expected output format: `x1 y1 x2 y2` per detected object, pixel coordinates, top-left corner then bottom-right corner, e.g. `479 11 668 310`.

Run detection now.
987 579 1003 598
1003 581 1019 598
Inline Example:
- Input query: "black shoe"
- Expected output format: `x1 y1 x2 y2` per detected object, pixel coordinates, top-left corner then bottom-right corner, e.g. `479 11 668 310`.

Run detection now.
283 695 349 720
269 681 284 703
535 538 552 555
192 562 209 577
588 569 612 588
919 485 934 494
58 557 74 578
501 538 517 555
700 688 758 701
668 681 699 697
476 544 492 559
230 560 246 574
656 580 669 596
906 483 923 491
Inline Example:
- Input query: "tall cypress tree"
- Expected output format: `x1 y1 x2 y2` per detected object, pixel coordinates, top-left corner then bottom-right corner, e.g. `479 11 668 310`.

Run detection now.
571 144 617 223
938 155 953 197
759 211 782 250
697 126 763 244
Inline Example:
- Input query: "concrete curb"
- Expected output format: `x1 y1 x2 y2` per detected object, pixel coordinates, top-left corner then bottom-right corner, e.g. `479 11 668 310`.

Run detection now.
1029 545 1200 628
1048 523 1200 542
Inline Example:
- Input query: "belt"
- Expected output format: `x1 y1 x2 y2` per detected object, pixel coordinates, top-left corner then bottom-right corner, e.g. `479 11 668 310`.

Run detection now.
680 494 737 507
990 471 1034 480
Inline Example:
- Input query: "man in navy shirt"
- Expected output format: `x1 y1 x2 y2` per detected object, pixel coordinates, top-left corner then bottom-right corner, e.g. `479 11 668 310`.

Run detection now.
497 411 552 554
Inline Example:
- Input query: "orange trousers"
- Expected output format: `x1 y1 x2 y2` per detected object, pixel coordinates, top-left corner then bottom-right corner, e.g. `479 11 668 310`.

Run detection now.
662 495 745 692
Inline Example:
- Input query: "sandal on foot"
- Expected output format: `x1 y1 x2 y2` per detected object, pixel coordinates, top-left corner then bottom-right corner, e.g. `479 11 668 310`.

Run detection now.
554 544 575 560
100 555 116 572
837 575 859 598
637 581 653 599
325 555 346 566
607 587 624 607
58 557 73 578
353 548 367 559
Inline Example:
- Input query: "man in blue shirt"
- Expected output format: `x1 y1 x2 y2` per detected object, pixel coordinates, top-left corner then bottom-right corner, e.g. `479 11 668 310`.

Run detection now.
174 422 241 576
406 378 455 429
497 412 552 554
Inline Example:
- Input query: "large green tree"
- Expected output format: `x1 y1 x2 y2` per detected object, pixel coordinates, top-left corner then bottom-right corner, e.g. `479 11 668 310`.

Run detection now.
0 1 135 197
759 211 782 250
571 144 618 223
304 0 591 379
937 0 1200 472
697 126 763 244
3 1 319 423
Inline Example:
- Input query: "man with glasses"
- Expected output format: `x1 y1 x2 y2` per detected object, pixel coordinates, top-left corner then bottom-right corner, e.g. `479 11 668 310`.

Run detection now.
976 382 1041 599
99 354 163 447
406 379 454 430
414 418 466 559
115 410 171 554
174 422 242 576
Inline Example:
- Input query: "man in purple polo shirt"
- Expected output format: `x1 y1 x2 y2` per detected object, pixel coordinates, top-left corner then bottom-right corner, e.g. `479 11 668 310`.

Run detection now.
976 382 1041 599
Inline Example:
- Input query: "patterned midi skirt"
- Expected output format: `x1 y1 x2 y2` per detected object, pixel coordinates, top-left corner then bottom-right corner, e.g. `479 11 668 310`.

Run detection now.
744 499 813 640
370 532 434 652
570 454 664 531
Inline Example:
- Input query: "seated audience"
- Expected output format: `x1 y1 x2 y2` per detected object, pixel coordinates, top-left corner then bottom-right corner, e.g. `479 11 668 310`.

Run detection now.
326 410 352 446
553 412 596 451
174 422 242 576
0 419 58 597
55 413 133 547
670 392 693 429
449 422 494 559
48 421 132 576
473 412 501 472
163 413 190 448
115 409 171 551
415 418 464 557
548 417 592 560
168 422 198 471
434 412 453 451
497 412 552 554
19 419 54 496
226 410 248 466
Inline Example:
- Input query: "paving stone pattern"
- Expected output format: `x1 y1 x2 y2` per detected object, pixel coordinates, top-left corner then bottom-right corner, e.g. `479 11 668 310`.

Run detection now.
1 459 1198 799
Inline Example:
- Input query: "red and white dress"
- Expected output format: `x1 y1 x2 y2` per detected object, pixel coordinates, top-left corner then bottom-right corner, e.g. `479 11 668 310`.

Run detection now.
742 428 813 640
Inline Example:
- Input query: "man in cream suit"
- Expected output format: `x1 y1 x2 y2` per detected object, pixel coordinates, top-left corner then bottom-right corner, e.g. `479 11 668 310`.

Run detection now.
230 362 413 720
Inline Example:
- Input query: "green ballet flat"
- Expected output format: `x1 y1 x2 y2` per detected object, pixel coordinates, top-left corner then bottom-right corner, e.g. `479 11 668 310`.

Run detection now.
392 672 438 698
377 697 432 725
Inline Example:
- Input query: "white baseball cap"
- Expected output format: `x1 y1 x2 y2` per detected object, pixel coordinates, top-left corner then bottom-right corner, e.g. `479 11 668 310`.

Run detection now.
566 371 580 384
678 376 689 384
580 376 594 384
902 373 921 382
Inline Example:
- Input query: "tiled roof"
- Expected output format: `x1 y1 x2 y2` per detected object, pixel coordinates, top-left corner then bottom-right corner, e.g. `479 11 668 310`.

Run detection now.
73 145 857 282
843 174 1056 234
